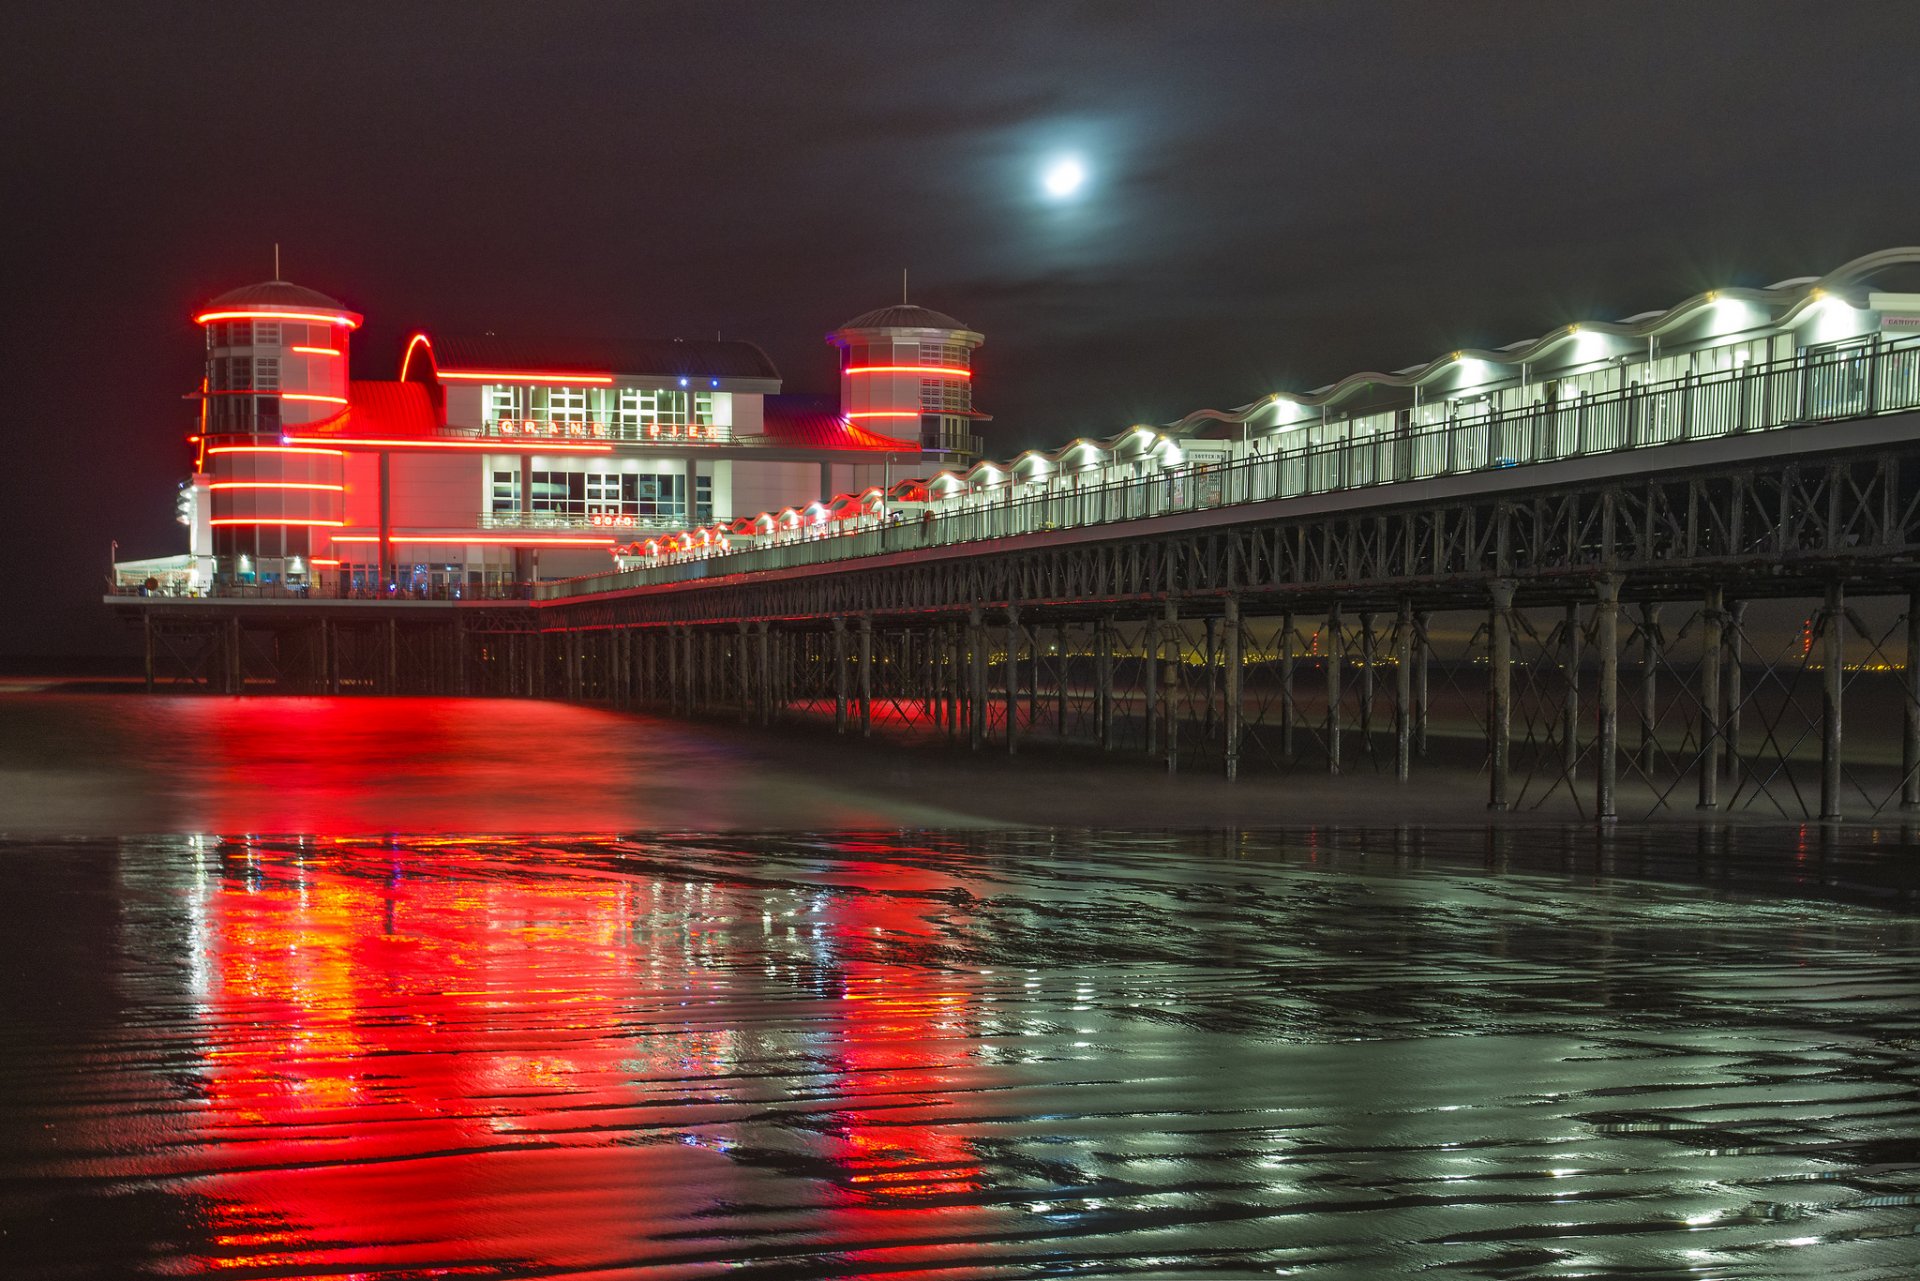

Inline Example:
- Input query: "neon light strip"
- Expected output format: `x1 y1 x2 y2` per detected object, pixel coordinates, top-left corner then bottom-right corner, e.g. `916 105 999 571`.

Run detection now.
399 333 433 382
207 445 345 457
209 481 346 492
282 392 349 405
437 370 615 384
310 558 341 566
211 518 347 527
329 535 616 546
290 345 340 356
847 411 922 419
845 365 971 378
195 309 360 329
284 434 613 453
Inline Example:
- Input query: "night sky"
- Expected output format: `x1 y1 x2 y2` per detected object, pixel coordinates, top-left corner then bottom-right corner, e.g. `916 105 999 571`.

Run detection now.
7 2 1919 659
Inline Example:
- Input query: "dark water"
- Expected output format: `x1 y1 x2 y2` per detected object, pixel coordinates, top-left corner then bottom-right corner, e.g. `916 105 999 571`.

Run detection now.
1 693 1919 1278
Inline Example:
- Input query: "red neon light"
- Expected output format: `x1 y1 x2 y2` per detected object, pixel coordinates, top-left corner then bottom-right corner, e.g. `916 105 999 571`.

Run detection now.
209 481 346 492
844 365 972 378
329 535 616 546
207 445 345 457
283 392 349 405
291 345 340 356
284 435 612 453
399 333 434 382
437 370 615 385
310 558 341 566
847 411 922 419
210 518 348 528
195 309 361 330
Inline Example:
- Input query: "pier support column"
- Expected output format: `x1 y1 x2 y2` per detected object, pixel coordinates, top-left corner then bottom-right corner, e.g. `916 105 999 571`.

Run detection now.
1056 626 1070 739
1163 600 1180 774
1325 607 1343 776
385 617 398 695
858 614 873 737
1279 611 1296 757
1725 600 1746 788
667 626 681 715
1562 603 1581 780
832 616 849 735
1488 580 1515 812
968 608 987 751
1144 614 1159 759
1394 599 1413 781
737 624 752 723
324 618 339 695
1698 586 1724 811
1097 617 1115 750
1223 597 1243 781
1596 576 1621 822
1638 603 1662 777
1821 582 1845 822
1358 611 1376 744
1904 588 1920 810
1414 610 1431 756
758 623 773 726
1005 605 1021 756
454 616 468 698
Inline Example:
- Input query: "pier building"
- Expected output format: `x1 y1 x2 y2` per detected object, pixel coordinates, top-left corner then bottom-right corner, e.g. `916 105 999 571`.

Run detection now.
126 279 983 597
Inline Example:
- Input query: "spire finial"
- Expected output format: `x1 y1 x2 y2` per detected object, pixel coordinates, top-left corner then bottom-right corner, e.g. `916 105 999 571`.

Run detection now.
902 268 908 305
273 242 281 281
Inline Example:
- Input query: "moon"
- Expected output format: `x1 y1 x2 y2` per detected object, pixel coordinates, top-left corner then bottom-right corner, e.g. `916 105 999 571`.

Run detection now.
1041 155 1088 200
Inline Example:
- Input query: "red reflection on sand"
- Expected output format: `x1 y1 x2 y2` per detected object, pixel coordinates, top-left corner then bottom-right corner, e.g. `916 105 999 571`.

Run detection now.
174 836 997 1275
815 847 992 1275
185 839 743 1274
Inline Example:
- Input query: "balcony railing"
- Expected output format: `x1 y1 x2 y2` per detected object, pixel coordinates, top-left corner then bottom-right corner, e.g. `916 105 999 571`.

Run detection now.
543 338 1920 599
479 510 694 531
480 418 731 445
108 582 537 602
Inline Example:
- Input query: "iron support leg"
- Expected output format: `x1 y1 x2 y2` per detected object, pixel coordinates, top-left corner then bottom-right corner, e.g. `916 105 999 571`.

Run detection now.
1821 583 1844 822
1638 603 1661 777
1325 607 1342 776
1698 587 1724 811
1144 617 1159 759
1488 580 1515 812
1562 603 1580 780
1097 617 1115 750
1596 576 1621 822
1394 600 1412 781
858 615 873 737
1005 606 1021 756
1223 598 1242 781
1725 601 1746 787
1905 590 1920 810
833 617 849 734
1280 612 1296 757
1358 611 1375 742
1414 611 1431 756
968 608 986 752
1163 600 1180 774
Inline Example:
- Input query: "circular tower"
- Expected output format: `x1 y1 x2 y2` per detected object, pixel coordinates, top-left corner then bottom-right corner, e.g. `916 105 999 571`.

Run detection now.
828 303 985 458
193 280 362 587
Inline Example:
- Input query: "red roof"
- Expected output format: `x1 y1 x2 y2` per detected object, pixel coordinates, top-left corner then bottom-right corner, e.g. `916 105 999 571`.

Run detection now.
750 394 916 452
300 381 442 438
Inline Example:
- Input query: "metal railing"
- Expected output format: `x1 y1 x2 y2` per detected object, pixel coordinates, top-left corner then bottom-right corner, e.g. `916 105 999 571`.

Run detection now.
478 510 691 531
544 339 1920 599
480 418 730 445
108 582 537 602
